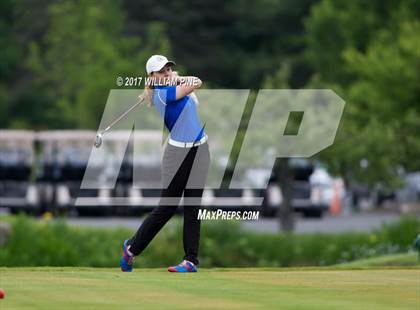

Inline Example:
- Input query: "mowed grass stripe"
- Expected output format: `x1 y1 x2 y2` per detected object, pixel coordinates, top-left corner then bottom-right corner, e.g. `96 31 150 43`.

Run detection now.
0 270 257 309
0 268 419 310
216 270 419 309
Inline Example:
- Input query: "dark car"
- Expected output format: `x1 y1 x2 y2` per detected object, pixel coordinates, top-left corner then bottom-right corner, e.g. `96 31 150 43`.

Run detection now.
261 159 332 218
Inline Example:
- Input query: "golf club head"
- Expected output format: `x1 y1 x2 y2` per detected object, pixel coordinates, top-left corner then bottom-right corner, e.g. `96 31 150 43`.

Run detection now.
94 133 103 148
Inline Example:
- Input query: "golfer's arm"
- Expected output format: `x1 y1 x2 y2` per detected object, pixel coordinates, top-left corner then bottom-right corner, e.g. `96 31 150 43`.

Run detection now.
175 76 202 100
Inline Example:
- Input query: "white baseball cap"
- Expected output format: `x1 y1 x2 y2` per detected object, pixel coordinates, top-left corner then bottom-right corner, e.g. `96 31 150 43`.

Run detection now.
146 55 176 74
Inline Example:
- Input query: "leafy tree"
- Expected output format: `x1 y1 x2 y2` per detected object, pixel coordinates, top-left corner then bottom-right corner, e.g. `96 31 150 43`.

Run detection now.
2 0 317 128
25 0 170 129
0 0 20 127
305 0 420 189
123 0 314 88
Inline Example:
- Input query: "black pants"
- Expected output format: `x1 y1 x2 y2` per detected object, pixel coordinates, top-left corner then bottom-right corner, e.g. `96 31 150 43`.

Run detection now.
128 142 210 266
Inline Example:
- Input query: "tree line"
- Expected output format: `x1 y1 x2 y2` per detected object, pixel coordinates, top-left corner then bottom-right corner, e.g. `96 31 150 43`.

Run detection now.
1 0 419 191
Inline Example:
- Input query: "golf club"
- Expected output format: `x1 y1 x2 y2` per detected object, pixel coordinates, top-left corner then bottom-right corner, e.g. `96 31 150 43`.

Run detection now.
94 93 146 148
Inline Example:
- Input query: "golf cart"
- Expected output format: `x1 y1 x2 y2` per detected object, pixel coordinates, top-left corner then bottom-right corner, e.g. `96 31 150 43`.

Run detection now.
0 130 39 213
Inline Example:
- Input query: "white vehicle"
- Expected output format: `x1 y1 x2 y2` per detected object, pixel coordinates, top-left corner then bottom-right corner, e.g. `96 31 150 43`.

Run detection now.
36 131 108 215
0 130 39 213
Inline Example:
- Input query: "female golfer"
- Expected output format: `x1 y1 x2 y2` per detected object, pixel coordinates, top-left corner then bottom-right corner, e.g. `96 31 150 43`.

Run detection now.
120 55 210 272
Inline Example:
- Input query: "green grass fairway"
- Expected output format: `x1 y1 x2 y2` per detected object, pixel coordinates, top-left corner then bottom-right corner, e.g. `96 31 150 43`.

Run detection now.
0 268 419 309
335 251 419 268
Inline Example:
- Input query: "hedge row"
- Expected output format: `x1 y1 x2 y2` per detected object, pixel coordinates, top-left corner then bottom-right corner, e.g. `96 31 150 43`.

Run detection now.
0 215 418 267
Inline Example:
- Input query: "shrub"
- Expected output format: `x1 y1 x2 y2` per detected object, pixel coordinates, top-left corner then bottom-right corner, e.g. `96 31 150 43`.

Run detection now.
0 215 418 267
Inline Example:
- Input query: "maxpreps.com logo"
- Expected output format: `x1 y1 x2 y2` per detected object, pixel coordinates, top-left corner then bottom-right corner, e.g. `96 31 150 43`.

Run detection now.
77 89 345 207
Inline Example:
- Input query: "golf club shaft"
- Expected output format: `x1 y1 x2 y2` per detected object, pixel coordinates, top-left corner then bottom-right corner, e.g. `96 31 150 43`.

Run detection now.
102 93 146 134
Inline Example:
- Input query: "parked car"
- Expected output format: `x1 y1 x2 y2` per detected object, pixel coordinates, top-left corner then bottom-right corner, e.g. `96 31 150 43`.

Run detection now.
396 172 420 203
260 159 333 218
